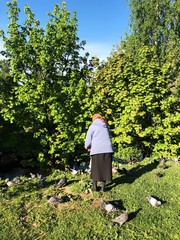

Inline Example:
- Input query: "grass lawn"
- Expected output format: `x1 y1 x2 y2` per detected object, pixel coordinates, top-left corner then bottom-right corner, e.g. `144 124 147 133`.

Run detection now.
0 158 180 240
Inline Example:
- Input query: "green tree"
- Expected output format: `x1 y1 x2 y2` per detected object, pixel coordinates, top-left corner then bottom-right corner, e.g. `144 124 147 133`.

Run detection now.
81 0 180 160
91 44 179 160
0 0 92 167
124 0 180 158
127 0 179 65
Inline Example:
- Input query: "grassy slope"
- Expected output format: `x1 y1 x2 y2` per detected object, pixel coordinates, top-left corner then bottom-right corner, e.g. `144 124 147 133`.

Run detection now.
0 158 180 240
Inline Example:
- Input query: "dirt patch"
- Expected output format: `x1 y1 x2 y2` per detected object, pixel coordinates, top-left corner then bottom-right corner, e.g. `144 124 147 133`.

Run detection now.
63 185 93 200
90 198 103 209
63 185 75 195
57 185 105 211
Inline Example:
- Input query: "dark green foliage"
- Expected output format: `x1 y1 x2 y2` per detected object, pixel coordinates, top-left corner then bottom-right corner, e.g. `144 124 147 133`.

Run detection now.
0 1 92 167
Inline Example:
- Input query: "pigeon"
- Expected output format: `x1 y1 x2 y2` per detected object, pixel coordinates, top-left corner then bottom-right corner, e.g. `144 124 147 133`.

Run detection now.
85 167 91 173
56 175 67 187
111 210 129 227
101 200 119 214
172 157 180 162
47 196 64 205
37 173 42 179
30 173 36 178
112 167 118 173
14 177 21 184
6 181 15 187
146 196 161 207
70 169 78 175
38 177 46 186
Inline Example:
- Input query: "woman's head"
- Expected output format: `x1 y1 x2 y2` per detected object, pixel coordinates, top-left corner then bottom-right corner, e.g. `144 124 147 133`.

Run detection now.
92 113 105 122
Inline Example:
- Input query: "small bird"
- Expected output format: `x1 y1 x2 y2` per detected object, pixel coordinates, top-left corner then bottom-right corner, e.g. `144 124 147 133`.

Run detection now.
85 167 91 173
70 169 78 175
56 175 67 187
38 176 46 186
37 173 42 179
14 177 21 184
47 196 64 205
112 167 118 173
30 173 36 178
146 196 161 207
7 180 15 187
101 200 119 214
111 210 129 227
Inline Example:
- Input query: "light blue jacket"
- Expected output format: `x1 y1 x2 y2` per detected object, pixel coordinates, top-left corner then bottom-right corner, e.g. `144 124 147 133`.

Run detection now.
85 119 113 156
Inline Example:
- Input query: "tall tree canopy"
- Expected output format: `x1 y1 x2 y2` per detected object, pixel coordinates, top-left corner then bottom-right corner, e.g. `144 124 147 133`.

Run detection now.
0 0 179 169
89 0 180 160
0 0 92 167
127 0 179 65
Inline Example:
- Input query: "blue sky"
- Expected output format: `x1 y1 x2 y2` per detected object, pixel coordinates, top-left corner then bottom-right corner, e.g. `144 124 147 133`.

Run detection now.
0 0 130 61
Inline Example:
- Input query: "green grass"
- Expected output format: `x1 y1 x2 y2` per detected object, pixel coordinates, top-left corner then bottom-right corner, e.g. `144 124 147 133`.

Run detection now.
0 158 180 240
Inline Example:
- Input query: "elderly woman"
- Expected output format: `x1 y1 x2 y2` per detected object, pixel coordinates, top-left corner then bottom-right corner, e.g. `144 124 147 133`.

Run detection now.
85 113 113 192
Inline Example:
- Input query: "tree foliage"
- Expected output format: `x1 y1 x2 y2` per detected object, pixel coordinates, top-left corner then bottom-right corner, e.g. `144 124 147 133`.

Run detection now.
0 0 92 167
0 0 179 169
89 0 180 160
127 0 179 65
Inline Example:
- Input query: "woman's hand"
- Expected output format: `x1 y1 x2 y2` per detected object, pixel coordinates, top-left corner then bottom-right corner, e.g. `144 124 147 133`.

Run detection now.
85 146 91 152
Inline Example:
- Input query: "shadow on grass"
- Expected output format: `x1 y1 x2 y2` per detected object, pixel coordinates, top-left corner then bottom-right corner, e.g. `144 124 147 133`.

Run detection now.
150 195 167 205
107 160 160 190
108 199 126 210
128 208 142 222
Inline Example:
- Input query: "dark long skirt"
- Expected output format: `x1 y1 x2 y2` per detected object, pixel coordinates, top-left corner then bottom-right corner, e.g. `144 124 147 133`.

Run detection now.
91 153 112 181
